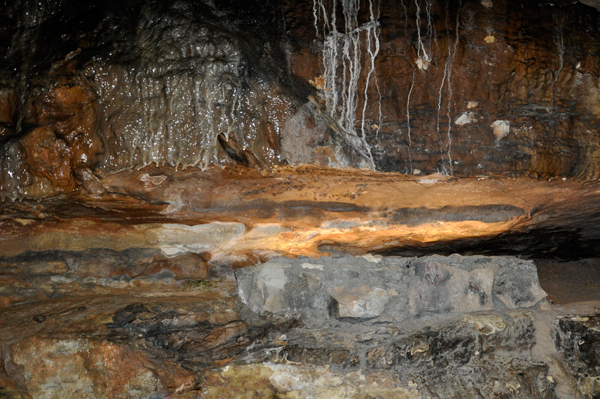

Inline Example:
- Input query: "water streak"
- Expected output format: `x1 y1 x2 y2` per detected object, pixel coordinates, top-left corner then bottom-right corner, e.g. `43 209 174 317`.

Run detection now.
406 65 416 174
436 0 461 176
444 0 461 176
313 0 381 169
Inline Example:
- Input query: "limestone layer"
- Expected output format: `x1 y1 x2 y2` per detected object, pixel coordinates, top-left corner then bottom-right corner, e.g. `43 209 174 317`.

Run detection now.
1 253 599 398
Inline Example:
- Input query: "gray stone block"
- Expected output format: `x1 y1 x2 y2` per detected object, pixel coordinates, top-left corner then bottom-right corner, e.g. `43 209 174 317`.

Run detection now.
235 254 547 326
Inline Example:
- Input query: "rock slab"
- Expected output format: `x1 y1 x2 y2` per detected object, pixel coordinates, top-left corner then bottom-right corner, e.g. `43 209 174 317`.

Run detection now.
236 254 548 326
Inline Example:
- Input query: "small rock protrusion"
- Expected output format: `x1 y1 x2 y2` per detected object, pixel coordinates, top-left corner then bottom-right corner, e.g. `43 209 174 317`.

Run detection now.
74 166 106 197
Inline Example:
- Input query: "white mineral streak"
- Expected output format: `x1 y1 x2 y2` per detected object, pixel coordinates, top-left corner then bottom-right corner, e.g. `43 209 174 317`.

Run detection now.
406 67 416 174
436 0 462 176
414 0 434 69
312 0 381 169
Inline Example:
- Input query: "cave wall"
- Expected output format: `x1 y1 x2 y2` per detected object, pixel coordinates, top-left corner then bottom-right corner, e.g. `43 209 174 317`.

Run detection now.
1 0 600 198
0 0 299 198
4 2 600 397
288 0 600 177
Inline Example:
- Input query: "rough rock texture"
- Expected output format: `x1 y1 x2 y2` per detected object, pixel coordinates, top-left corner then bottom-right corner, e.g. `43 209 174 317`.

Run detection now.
2 0 600 197
12 338 165 398
236 255 547 325
2 0 600 397
0 166 596 397
555 314 600 397
2 166 600 260
286 0 600 179
0 252 599 398
0 0 300 198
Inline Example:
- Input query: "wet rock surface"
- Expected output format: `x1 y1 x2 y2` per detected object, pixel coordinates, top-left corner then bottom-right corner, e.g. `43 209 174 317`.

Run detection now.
1 0 600 397
1 0 600 196
0 0 300 198
555 314 600 396
286 0 600 179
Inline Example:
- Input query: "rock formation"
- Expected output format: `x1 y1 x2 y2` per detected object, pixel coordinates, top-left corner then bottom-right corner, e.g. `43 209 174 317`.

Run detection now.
2 0 600 397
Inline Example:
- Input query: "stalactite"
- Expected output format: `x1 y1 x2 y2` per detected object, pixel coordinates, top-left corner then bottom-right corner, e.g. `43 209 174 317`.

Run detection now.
444 0 461 176
406 65 416 174
312 0 381 169
435 0 460 176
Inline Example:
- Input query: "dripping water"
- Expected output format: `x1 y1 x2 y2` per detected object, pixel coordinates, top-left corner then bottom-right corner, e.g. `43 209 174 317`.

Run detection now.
313 0 381 169
436 0 460 176
444 0 461 176
406 64 416 174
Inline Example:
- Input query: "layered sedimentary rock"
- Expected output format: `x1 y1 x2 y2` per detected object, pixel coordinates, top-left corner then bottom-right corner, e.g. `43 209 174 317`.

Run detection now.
2 0 600 397
3 167 600 261
1 252 599 398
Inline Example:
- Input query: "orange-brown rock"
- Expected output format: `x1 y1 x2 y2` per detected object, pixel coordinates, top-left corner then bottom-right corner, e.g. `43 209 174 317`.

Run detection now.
284 0 600 178
20 85 102 192
2 1 600 398
21 126 75 190
2 0 600 197
12 337 169 398
34 85 102 167
0 165 599 261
